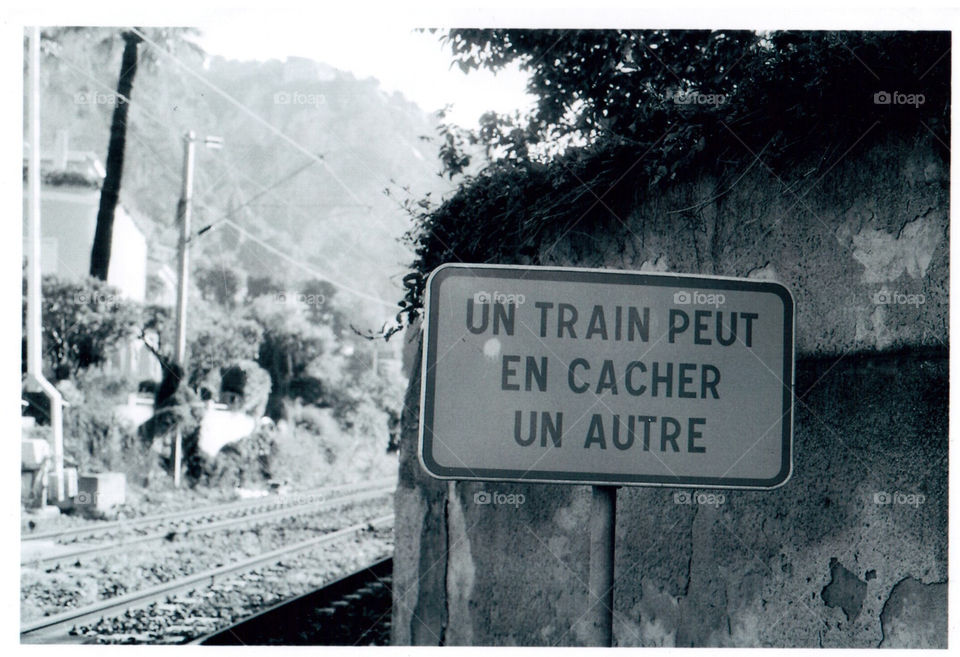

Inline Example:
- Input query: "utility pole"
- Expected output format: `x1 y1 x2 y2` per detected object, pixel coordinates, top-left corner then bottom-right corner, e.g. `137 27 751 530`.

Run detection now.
171 132 221 487
26 26 66 503
172 131 195 488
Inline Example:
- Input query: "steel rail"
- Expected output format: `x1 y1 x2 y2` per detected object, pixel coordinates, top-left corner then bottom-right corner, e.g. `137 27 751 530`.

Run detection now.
22 486 394 568
23 477 395 543
20 514 393 639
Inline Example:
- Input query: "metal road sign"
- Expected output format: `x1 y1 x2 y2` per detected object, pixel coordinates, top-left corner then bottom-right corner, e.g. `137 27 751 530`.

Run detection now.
419 264 794 489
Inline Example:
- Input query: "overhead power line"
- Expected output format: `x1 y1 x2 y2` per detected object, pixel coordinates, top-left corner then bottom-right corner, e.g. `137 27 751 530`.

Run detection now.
48 41 402 313
130 27 367 208
217 219 397 310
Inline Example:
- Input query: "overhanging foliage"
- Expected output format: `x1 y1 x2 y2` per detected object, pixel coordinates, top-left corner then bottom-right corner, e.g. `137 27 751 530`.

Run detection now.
399 30 950 324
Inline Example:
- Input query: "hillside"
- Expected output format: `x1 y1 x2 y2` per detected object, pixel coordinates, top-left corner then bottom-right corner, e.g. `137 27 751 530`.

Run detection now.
31 29 452 331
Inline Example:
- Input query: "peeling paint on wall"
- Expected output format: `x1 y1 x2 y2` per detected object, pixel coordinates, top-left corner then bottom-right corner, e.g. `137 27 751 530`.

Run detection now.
878 577 947 648
841 211 943 283
821 558 867 621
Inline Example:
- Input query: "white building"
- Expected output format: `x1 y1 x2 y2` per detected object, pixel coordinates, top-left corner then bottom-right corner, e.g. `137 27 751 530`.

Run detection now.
23 132 160 381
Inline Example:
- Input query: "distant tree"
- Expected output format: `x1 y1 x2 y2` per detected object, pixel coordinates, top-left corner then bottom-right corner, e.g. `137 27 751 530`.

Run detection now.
27 275 140 380
299 278 338 327
139 300 262 389
200 359 272 417
246 296 337 418
245 274 285 301
195 264 241 308
187 311 263 388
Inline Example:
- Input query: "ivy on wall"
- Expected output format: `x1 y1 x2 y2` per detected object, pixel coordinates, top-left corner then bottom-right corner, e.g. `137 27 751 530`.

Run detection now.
396 30 949 327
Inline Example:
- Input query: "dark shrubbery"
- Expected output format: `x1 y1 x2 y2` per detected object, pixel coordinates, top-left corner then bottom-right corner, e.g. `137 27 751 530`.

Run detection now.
203 427 277 489
24 267 402 491
24 275 140 379
59 370 160 485
399 30 951 322
199 359 272 417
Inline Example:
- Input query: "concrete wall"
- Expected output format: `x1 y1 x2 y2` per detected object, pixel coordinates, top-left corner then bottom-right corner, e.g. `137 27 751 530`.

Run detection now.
392 133 948 647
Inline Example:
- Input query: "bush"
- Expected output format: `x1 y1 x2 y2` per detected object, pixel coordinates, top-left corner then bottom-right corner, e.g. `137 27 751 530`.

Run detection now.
187 313 263 388
63 394 148 473
199 359 272 417
58 369 160 484
74 367 134 399
274 399 395 486
203 427 277 489
287 401 330 436
24 275 141 380
270 417 338 489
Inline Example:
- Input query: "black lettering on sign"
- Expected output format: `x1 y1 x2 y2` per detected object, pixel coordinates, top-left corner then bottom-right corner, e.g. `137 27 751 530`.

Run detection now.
501 355 520 391
715 311 737 346
466 298 488 334
741 312 758 347
584 414 606 449
504 356 548 391
625 361 647 395
515 411 562 447
694 310 712 345
611 415 635 450
688 417 707 453
677 362 697 398
558 303 578 338
668 309 689 343
514 410 535 446
580 415 708 453
492 302 515 335
638 416 656 451
585 305 608 340
525 356 548 392
465 299 515 335
596 360 618 395
569 358 590 393
701 364 721 399
535 301 554 338
660 417 681 452
651 362 673 397
628 306 649 342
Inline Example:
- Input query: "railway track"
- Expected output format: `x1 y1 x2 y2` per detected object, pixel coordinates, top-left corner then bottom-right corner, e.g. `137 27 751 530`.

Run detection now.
21 484 394 568
193 557 393 645
20 514 393 642
22 477 396 544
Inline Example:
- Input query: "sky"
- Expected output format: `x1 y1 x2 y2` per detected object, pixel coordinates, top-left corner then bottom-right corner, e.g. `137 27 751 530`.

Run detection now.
198 19 536 128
